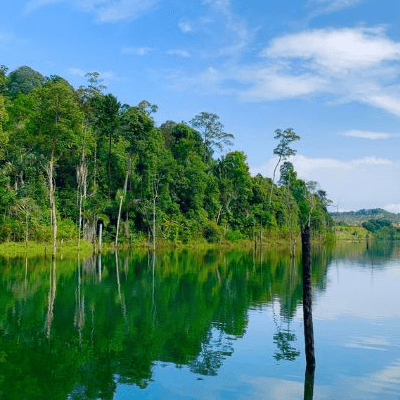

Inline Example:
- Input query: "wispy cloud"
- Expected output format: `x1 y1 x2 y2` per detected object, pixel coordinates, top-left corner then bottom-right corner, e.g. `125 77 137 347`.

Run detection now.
25 0 63 13
205 0 253 56
383 204 400 213
263 27 400 71
68 67 86 77
166 49 191 58
121 46 153 55
308 0 366 17
178 20 193 33
251 154 393 177
343 130 400 140
170 26 400 120
177 0 254 57
250 154 398 210
25 0 160 22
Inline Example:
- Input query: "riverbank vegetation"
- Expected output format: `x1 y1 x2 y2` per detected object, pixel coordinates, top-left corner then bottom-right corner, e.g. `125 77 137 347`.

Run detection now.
0 65 333 251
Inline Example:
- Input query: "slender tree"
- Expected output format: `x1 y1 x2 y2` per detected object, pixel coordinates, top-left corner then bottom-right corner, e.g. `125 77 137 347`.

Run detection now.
190 112 234 161
269 128 300 206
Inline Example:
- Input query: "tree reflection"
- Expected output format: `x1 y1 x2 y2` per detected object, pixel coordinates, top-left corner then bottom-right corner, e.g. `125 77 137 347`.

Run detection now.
189 327 234 376
0 247 332 399
273 324 300 362
303 369 315 400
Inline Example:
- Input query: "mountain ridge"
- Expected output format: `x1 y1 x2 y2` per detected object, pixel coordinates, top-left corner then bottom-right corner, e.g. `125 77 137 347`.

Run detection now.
330 208 400 225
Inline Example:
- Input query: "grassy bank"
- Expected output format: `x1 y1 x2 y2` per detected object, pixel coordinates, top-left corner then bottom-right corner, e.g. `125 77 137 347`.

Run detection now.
0 240 96 258
0 230 334 258
333 225 371 241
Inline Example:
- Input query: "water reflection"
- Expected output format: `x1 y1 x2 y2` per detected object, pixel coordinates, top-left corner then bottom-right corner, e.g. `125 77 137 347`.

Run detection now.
303 370 314 400
273 319 300 362
0 242 398 399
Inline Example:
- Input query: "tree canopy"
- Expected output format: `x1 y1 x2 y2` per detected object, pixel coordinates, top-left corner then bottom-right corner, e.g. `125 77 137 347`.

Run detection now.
0 64 332 246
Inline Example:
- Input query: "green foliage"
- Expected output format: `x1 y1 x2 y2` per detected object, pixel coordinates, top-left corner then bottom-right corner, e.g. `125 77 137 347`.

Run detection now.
58 218 78 240
362 218 393 233
202 221 223 243
225 229 244 242
273 128 300 159
190 112 234 158
6 66 44 97
0 64 332 246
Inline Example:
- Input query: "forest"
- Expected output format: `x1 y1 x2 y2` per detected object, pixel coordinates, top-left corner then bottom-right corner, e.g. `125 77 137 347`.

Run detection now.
0 65 333 248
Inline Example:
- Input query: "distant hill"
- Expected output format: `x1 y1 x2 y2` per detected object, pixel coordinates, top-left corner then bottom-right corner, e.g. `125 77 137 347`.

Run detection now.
330 208 400 225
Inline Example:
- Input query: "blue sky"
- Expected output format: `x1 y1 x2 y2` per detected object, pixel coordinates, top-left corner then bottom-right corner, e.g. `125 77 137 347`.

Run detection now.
2 0 400 212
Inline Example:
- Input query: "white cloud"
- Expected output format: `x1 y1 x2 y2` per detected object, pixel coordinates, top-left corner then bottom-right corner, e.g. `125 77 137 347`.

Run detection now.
173 26 400 120
383 204 400 213
25 0 64 12
121 46 153 55
178 20 193 33
263 27 400 72
237 66 327 100
362 92 400 117
250 154 398 210
244 376 330 400
25 0 159 22
251 154 393 177
207 0 253 56
95 0 159 23
166 49 191 58
68 67 86 77
343 130 399 140
177 0 253 56
308 0 366 16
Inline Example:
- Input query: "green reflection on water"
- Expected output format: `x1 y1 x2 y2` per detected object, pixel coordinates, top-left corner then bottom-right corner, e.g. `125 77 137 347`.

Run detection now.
0 242 387 399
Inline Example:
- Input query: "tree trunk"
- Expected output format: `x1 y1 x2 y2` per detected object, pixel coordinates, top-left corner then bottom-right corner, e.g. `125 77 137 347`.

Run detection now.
25 212 28 247
49 150 57 257
153 195 156 252
45 257 57 338
78 195 82 251
99 223 103 253
115 156 131 247
116 195 124 247
268 155 281 206
301 225 315 373
303 368 315 400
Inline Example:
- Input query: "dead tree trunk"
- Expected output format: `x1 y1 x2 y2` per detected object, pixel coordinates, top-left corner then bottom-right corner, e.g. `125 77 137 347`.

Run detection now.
301 225 315 373
151 175 159 252
77 153 88 252
48 150 57 257
45 257 57 338
115 156 131 247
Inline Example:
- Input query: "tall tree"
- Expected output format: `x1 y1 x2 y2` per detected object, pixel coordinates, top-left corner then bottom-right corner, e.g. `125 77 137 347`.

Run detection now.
90 93 120 194
190 112 234 160
269 128 300 206
215 151 252 231
0 94 15 221
29 78 83 255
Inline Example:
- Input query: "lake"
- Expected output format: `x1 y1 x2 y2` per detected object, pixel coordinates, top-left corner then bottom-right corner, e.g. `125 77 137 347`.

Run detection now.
1 241 400 399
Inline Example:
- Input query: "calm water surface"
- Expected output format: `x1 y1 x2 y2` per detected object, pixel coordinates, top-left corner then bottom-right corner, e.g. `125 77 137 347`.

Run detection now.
1 242 400 399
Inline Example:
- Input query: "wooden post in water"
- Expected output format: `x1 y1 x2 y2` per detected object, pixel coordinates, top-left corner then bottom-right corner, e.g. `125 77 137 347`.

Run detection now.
303 368 315 400
301 225 315 373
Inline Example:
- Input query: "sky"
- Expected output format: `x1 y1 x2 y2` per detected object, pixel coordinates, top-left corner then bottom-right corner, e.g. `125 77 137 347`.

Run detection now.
1 0 400 212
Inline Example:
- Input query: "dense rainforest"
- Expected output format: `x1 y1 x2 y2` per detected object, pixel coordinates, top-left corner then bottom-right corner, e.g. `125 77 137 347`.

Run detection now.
0 65 333 248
